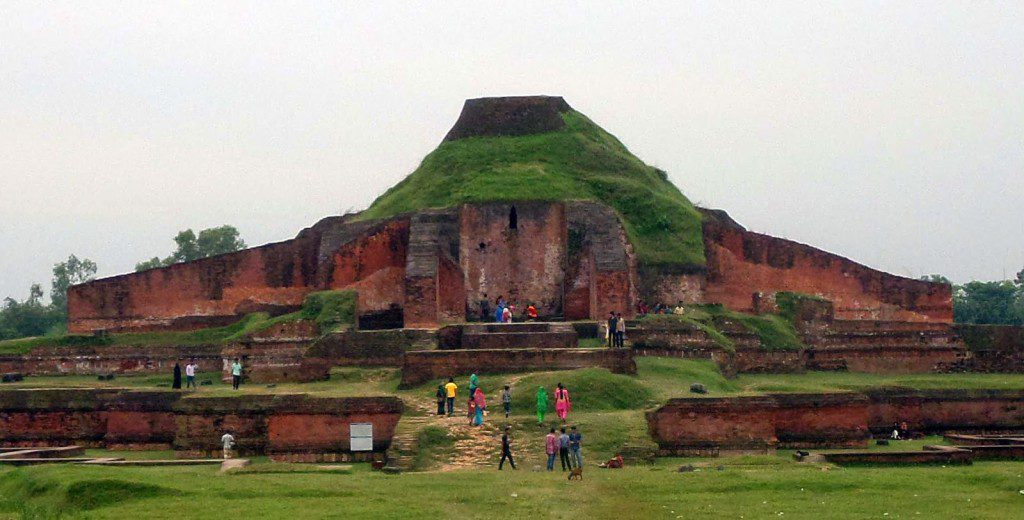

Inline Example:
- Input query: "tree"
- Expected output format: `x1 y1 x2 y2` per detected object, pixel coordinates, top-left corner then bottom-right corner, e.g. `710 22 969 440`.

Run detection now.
50 255 97 314
919 274 952 285
0 284 61 340
953 280 1024 325
135 225 246 271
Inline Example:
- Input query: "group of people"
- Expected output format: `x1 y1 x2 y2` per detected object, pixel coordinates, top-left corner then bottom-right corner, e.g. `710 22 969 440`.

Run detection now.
605 311 627 347
482 295 539 323
544 426 583 471
171 358 244 390
636 300 687 316
171 358 201 389
437 376 574 426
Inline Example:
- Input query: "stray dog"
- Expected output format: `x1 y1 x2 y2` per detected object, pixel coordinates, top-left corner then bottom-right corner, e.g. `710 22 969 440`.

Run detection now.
567 467 583 481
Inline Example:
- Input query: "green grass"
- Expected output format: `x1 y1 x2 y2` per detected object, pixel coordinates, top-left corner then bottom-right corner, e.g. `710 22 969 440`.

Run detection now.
361 110 706 268
0 290 357 355
2 457 1022 519
641 304 805 351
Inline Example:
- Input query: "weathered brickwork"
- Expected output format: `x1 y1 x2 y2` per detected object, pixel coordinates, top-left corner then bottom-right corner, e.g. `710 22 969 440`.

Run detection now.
0 389 401 456
68 202 953 332
701 213 952 323
648 389 1024 455
400 348 636 387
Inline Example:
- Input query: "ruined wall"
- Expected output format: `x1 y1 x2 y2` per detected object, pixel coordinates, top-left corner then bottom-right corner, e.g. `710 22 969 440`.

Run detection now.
701 214 952 323
565 202 637 319
68 234 321 333
461 202 566 319
306 329 437 367
954 324 1024 372
0 344 222 376
0 389 402 458
327 219 409 315
648 389 1024 455
220 341 330 384
647 393 871 455
400 348 636 387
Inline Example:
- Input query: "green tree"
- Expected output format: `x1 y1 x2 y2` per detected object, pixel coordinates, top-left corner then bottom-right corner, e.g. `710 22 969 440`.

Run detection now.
953 280 1024 325
135 225 246 271
0 284 61 340
50 255 98 314
919 274 952 284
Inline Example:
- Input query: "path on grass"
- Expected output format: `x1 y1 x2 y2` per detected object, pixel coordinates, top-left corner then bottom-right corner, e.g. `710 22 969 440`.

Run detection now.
406 375 546 471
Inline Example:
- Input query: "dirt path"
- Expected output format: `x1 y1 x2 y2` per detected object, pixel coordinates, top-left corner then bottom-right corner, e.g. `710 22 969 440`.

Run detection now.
406 375 543 471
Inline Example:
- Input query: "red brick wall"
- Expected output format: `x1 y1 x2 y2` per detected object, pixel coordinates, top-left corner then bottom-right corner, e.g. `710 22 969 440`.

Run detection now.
328 220 409 314
702 218 952 323
0 389 401 456
0 344 222 376
68 236 320 333
400 348 636 387
460 203 567 318
648 389 1024 454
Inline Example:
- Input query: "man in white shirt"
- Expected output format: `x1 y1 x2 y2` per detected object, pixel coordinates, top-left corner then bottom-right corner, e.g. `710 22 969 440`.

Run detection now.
185 359 197 389
221 432 235 459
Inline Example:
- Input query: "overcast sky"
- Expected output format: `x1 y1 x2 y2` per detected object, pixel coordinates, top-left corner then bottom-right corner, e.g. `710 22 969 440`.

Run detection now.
1 1 1022 301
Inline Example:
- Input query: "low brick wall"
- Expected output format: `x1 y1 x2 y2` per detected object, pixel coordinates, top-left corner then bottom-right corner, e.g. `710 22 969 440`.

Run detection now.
400 348 636 387
307 329 437 367
647 393 871 455
221 340 330 384
461 331 578 349
0 389 401 459
0 344 222 376
647 389 1024 456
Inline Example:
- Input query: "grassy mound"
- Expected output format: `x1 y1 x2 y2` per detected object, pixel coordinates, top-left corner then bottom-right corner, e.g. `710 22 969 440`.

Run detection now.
508 368 656 412
362 110 705 267
0 470 178 517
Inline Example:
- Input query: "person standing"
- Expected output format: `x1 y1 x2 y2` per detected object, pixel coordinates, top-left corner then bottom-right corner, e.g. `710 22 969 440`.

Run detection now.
554 383 571 422
558 427 571 471
501 385 512 418
526 304 538 320
230 358 243 390
473 387 486 426
569 425 583 468
220 431 235 459
435 383 446 416
606 312 617 347
495 296 506 323
536 386 549 425
615 312 626 348
498 426 516 470
444 378 458 416
185 359 197 389
502 305 512 323
545 427 558 471
172 361 182 390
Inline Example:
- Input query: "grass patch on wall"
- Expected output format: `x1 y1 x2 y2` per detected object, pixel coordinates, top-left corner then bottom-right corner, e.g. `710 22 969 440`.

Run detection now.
640 304 804 351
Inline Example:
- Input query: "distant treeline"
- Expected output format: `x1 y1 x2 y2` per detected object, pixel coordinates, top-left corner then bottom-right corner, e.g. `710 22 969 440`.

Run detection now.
920 272 1024 325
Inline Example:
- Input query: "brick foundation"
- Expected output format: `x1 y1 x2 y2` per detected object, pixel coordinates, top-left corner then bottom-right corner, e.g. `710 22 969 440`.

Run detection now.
400 348 636 387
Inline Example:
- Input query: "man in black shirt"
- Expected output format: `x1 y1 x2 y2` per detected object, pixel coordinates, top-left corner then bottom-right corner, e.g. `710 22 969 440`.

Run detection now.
499 426 516 470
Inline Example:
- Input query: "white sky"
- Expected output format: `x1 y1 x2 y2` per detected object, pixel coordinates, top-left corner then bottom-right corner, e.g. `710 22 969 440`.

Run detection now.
1 1 1022 301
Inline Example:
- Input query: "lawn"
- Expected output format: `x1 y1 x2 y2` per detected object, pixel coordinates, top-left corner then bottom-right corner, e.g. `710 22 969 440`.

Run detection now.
1 456 1022 519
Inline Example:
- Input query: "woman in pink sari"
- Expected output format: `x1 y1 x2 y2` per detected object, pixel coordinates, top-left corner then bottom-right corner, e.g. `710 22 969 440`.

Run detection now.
554 383 571 421
473 387 487 426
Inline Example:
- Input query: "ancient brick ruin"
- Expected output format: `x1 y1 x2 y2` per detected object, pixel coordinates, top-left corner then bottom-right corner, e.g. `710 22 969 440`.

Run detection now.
67 97 951 334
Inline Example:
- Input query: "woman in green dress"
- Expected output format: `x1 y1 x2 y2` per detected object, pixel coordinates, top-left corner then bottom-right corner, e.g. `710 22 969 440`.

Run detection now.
536 386 549 425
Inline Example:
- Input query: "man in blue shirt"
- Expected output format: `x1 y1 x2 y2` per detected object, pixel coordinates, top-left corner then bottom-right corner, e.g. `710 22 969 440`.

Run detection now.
558 427 571 471
569 425 583 468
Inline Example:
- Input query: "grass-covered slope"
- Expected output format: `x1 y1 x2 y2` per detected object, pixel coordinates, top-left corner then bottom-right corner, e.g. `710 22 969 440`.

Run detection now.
362 110 706 267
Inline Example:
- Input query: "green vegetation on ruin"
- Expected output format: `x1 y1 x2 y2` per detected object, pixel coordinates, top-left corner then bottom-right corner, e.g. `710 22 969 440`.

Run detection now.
0 290 356 355
361 110 706 267
639 304 805 352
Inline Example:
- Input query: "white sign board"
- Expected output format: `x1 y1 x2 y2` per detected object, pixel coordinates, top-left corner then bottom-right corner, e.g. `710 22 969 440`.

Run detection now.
350 423 373 452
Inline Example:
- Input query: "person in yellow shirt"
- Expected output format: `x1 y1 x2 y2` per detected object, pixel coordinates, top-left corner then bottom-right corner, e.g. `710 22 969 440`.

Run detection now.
444 377 458 416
